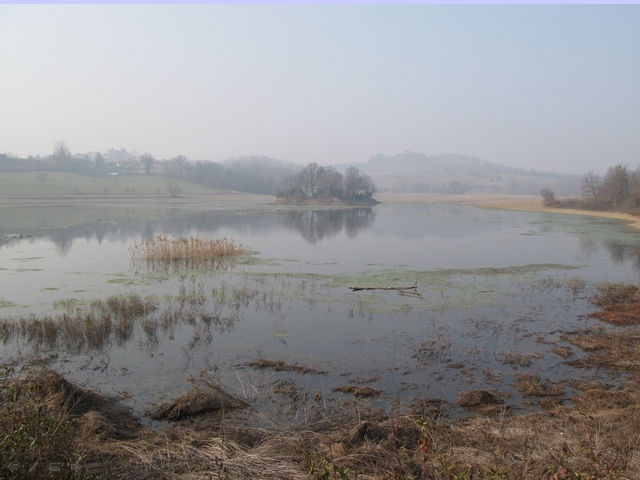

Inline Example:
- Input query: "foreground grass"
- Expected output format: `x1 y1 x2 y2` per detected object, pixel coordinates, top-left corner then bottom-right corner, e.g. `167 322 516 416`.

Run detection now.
3 282 640 479
2 365 640 479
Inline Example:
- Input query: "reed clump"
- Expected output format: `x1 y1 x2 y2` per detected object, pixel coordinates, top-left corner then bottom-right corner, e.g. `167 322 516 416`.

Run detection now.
130 235 248 273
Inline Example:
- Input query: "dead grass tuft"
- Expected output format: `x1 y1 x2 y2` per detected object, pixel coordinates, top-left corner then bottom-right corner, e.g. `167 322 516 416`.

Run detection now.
513 373 565 397
562 326 640 372
592 283 640 325
148 379 248 420
248 358 328 375
572 388 634 411
458 389 503 407
332 385 382 398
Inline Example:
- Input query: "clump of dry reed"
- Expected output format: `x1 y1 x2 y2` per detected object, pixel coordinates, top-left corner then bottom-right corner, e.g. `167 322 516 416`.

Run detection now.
130 235 248 272
148 379 248 420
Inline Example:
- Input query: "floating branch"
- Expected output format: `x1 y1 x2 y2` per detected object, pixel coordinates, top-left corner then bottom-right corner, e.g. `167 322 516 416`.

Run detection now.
349 281 421 297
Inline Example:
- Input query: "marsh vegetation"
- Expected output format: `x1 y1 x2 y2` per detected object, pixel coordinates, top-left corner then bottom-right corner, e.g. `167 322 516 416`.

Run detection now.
130 235 248 273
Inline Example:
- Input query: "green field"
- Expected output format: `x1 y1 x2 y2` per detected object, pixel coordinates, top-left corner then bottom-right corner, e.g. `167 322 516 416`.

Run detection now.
0 171 214 196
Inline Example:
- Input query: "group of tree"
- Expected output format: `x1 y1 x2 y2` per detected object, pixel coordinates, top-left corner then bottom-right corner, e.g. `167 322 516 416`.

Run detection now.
2 142 378 199
541 163 640 215
276 162 376 203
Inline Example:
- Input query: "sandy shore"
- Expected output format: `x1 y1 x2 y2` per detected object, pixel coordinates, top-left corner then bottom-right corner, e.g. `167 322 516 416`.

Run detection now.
375 192 640 229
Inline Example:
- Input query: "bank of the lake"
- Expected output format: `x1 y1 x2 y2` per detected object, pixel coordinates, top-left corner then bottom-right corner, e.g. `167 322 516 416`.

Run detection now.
376 192 640 229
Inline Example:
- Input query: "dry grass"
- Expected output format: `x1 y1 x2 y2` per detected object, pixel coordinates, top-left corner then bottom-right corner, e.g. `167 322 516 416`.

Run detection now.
148 378 249 420
248 359 328 375
331 386 382 398
130 235 248 273
7 281 640 479
563 326 640 372
4 365 640 479
512 373 565 398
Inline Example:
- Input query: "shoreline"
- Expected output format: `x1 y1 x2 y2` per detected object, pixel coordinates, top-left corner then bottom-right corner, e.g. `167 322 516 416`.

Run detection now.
375 192 640 229
3 191 640 230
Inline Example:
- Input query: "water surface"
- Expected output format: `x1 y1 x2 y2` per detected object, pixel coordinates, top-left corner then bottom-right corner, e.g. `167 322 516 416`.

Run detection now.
1 203 638 420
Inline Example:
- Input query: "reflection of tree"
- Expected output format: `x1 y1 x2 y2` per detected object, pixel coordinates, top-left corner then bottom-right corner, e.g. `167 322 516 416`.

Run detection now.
281 208 375 244
578 236 598 258
598 239 640 272
343 209 375 238
602 240 631 265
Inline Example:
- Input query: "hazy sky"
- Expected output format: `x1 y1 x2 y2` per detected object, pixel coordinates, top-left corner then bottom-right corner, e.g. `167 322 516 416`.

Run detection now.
1 4 638 175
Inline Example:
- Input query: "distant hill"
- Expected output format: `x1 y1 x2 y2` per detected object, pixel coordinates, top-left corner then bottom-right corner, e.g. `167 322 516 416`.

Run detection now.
357 152 581 196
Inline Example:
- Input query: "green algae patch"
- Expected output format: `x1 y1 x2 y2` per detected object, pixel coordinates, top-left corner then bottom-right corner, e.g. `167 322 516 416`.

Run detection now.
106 274 142 286
0 300 19 309
239 256 281 267
326 264 581 314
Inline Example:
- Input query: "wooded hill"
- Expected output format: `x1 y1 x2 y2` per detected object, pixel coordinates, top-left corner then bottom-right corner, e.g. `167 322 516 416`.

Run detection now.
357 152 581 196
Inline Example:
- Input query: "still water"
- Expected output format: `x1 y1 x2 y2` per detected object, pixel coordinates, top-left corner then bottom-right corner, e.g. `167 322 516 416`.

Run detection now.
1 203 639 420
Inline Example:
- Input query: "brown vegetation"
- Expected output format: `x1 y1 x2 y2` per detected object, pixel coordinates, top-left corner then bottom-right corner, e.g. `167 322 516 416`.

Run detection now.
130 235 248 273
148 379 248 420
248 359 328 375
7 281 640 478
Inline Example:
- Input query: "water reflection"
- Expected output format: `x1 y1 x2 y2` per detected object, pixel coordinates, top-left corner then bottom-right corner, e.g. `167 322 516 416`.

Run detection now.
2 204 640 277
3 203 640 420
280 208 375 244
0 207 377 254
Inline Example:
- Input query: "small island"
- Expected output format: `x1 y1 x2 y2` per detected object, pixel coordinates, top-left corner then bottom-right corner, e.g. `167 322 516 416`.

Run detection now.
275 162 380 206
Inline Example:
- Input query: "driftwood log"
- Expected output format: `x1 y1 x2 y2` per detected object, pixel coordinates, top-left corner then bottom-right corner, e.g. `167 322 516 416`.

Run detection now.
349 281 421 296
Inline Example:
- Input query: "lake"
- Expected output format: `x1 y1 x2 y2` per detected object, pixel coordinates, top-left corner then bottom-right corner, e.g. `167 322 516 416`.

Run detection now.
1 202 639 422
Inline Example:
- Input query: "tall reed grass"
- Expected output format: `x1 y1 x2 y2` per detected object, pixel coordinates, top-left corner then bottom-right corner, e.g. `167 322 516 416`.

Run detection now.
0 276 280 355
130 235 247 273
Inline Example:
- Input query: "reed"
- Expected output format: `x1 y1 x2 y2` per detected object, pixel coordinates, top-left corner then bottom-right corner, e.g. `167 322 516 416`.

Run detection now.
130 235 248 273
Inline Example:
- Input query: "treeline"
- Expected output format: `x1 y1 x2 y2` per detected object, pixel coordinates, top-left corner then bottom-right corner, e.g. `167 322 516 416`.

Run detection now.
0 142 301 195
0 141 378 198
276 162 376 202
541 163 640 215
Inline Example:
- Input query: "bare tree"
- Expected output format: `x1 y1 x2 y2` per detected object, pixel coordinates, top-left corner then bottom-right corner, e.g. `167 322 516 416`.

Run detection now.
167 182 181 197
344 166 375 199
540 187 556 206
140 153 155 175
52 140 73 170
173 155 188 177
601 163 637 206
298 162 321 198
580 170 602 204
94 152 106 173
317 165 343 198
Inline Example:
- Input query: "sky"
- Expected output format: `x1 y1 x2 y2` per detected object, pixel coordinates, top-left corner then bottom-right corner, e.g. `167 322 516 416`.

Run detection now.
1 4 638 175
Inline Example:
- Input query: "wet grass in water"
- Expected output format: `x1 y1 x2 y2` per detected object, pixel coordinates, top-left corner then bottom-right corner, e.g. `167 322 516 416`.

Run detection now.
130 235 248 273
